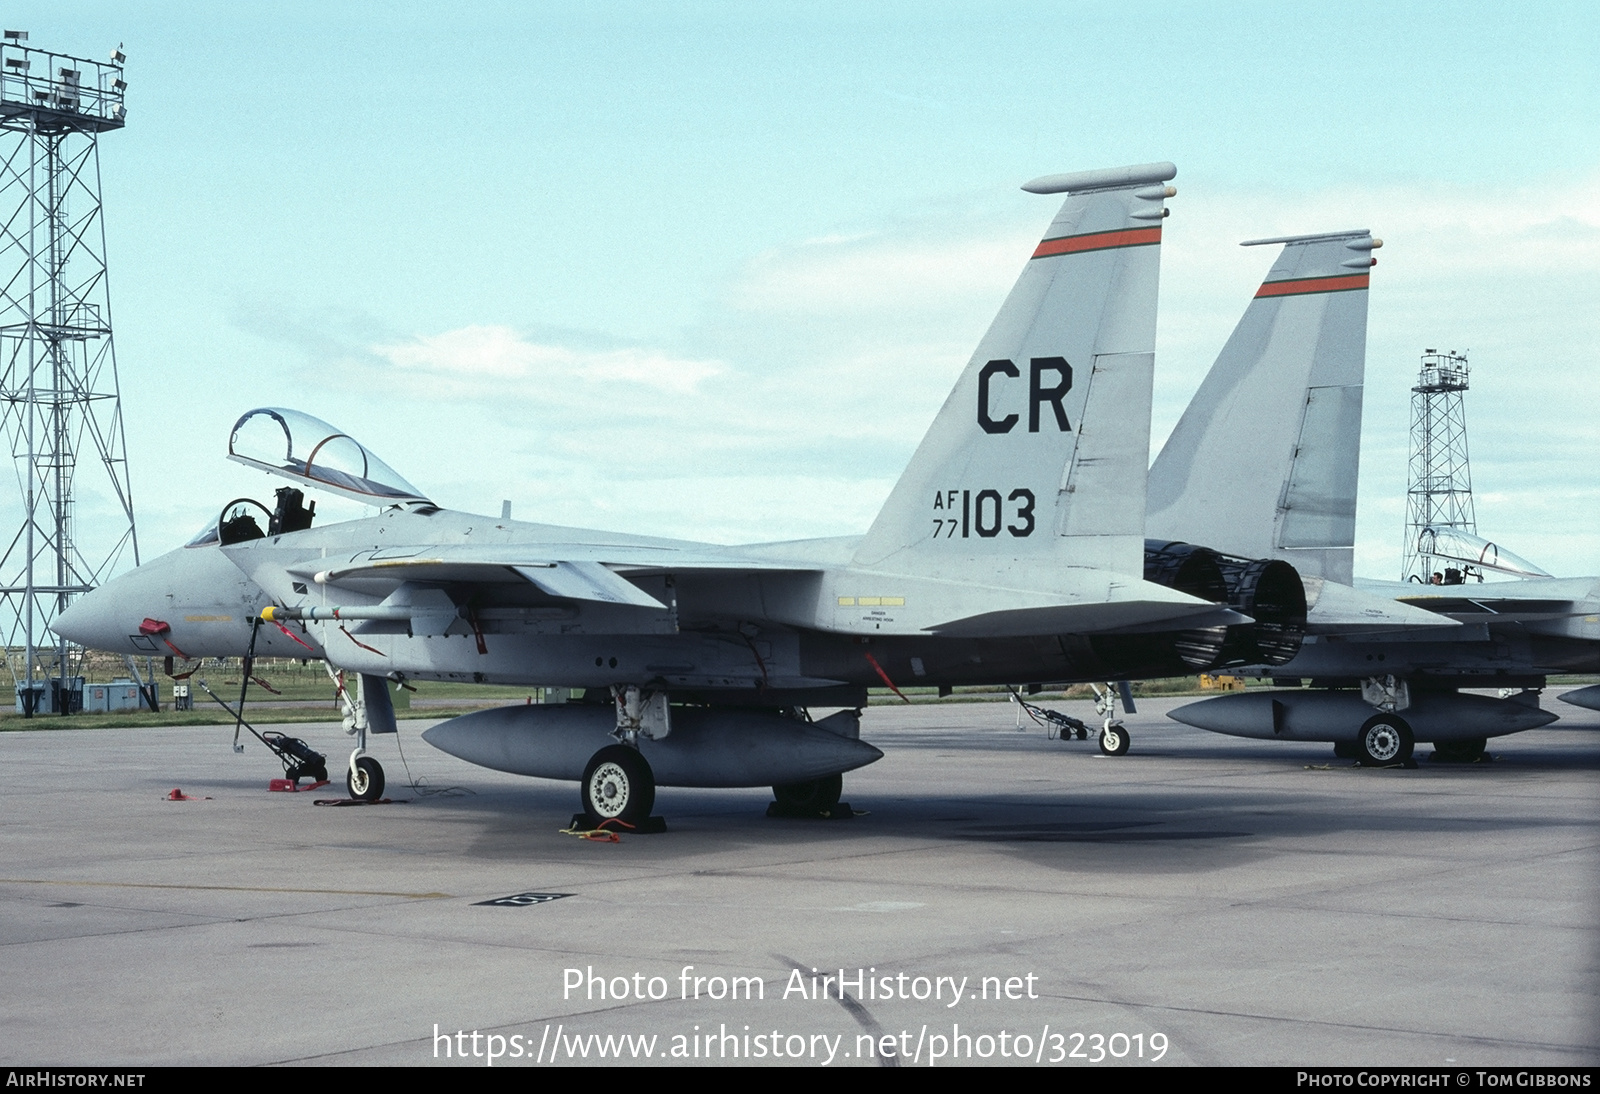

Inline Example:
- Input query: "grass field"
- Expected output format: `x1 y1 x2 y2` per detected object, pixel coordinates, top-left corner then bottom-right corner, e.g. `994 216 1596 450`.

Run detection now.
3 653 1594 732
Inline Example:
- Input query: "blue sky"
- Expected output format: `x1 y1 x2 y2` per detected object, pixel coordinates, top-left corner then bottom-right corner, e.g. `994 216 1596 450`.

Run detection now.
16 2 1600 578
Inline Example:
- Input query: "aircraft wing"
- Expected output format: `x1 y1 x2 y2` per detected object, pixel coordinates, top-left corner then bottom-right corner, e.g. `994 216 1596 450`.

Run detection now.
1368 576 1600 624
282 543 822 610
1303 575 1600 636
250 539 1238 638
923 585 1247 638
1335 576 1600 644
1395 595 1582 622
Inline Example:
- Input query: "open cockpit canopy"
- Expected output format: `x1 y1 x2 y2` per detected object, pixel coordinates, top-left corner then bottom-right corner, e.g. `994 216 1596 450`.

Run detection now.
1415 526 1552 580
227 407 431 506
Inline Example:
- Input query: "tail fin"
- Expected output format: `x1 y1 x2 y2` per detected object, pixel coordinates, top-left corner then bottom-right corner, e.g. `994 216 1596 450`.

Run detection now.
852 162 1176 579
1145 230 1379 585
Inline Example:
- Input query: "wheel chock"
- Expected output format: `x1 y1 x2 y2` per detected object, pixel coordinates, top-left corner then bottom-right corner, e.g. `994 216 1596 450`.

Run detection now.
1428 750 1495 764
269 778 333 793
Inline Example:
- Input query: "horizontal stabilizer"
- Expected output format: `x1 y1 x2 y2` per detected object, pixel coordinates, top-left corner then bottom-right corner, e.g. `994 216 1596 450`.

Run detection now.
1303 577 1462 634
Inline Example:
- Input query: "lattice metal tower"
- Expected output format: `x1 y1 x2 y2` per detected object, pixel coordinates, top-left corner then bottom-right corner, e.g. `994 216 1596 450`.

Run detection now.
0 32 137 714
1401 349 1475 583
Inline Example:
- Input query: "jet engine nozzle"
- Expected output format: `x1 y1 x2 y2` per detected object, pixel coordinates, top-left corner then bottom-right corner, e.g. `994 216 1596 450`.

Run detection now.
1084 541 1230 675
1141 540 1230 668
1103 541 1307 674
1214 556 1307 667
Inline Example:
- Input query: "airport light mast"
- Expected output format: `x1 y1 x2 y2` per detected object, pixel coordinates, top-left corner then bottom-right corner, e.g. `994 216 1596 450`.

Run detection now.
1400 349 1476 583
0 31 138 714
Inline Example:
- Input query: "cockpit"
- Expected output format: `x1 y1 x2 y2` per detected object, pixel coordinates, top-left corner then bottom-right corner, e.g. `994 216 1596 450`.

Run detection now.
186 408 432 548
1412 526 1552 583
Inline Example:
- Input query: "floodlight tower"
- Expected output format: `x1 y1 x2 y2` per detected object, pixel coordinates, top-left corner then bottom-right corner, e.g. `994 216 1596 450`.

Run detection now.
0 31 137 714
1401 349 1475 583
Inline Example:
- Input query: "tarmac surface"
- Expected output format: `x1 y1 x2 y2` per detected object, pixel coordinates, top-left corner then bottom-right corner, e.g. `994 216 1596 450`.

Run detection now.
2 694 1597 1067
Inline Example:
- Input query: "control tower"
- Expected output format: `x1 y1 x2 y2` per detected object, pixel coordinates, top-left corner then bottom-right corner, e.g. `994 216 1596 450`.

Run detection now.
0 31 138 714
1400 350 1475 583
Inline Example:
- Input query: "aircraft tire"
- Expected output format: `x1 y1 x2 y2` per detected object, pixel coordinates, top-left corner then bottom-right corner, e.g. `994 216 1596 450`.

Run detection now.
1356 714 1413 766
582 745 655 824
1098 724 1131 756
348 756 385 801
1332 740 1359 760
1432 737 1487 762
772 773 843 811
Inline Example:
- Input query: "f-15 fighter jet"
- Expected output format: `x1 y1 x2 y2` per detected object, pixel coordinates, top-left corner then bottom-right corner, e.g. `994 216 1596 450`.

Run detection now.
54 162 1312 821
1149 230 1591 764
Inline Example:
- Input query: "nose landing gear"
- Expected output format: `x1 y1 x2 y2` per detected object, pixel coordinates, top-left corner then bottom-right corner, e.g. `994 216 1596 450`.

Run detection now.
348 753 385 801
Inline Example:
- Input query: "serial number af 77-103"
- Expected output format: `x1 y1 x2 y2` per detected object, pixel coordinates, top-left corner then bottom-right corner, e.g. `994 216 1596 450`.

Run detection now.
931 489 1036 539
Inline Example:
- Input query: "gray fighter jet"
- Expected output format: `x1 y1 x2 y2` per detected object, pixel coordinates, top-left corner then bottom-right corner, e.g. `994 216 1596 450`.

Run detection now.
1148 230 1593 764
53 162 1314 820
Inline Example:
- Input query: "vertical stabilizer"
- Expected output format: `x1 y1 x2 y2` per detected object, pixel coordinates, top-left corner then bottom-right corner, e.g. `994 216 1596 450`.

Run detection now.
1146 230 1378 584
853 162 1176 582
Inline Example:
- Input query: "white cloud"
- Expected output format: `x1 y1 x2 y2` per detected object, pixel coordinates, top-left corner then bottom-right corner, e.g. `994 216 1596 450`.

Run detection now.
372 325 725 396
727 228 1032 317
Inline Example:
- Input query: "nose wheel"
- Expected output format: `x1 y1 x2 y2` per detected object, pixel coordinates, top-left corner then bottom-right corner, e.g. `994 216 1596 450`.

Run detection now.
1098 722 1131 755
348 755 385 801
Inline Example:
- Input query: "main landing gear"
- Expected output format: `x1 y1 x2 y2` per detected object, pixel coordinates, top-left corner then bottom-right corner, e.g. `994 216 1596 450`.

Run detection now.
767 772 855 819
1335 675 1416 768
1324 713 1414 764
1430 737 1488 763
1354 713 1414 766
574 685 666 831
580 745 655 825
772 773 843 811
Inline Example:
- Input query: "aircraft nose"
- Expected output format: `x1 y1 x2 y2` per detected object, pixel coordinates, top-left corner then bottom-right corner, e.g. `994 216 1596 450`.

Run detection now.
50 587 124 651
